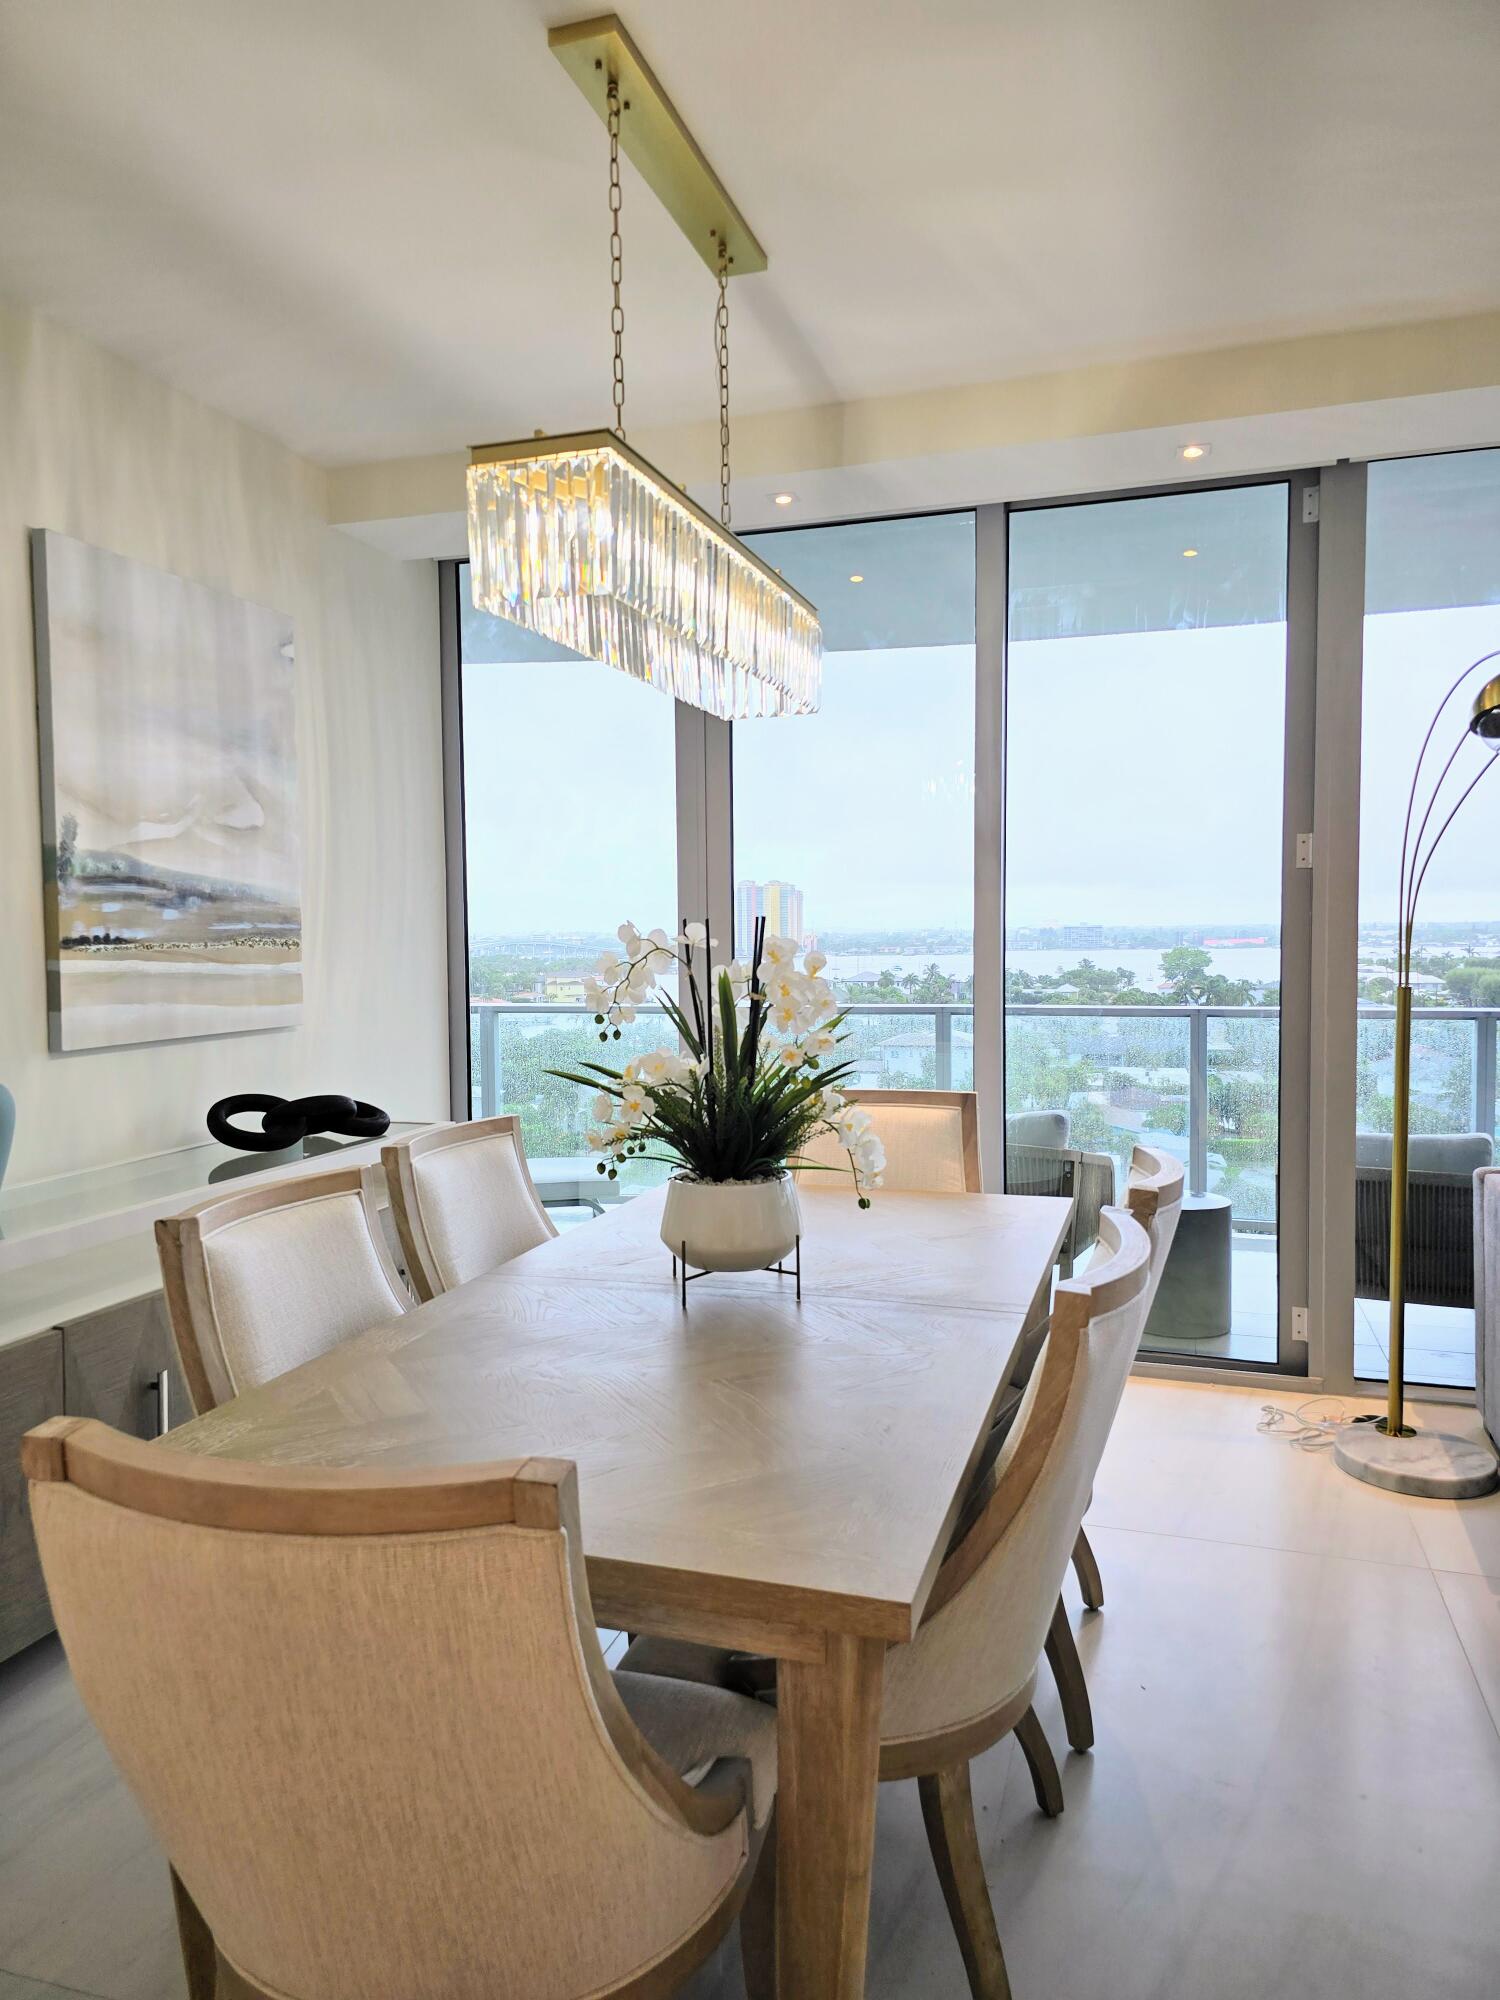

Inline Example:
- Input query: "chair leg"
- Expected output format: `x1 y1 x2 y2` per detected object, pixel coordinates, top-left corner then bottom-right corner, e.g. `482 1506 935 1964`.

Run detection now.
918 1763 1012 2000
739 1807 777 2000
1012 1705 1064 1818
1072 1524 1104 1611
170 1867 217 2000
1045 1595 1095 1753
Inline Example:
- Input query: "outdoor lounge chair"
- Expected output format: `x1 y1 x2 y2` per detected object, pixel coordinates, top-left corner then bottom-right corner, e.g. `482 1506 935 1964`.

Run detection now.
1005 1110 1117 1276
1353 1130 1494 1311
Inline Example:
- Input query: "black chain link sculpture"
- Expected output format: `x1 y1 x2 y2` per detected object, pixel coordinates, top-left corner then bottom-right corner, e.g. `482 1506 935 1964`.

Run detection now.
206 1093 390 1153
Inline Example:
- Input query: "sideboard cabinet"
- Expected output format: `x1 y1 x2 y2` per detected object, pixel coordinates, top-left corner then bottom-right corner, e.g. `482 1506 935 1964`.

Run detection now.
0 1296 194 1663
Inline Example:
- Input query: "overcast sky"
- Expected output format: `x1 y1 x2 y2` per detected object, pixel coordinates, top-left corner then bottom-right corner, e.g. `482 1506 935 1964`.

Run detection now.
461 605 1500 942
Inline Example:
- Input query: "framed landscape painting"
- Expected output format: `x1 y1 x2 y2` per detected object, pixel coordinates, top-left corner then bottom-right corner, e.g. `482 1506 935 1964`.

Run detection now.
31 531 302 1051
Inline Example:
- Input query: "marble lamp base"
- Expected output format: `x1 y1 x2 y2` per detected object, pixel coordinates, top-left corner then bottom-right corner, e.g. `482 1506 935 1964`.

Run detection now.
1334 1420 1500 1499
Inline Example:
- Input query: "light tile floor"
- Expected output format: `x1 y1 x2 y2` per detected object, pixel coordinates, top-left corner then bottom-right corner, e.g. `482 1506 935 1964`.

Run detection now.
2 1380 1498 2000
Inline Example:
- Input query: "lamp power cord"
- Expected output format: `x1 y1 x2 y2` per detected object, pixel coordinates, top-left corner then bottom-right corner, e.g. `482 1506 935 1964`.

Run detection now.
1256 1399 1377 1450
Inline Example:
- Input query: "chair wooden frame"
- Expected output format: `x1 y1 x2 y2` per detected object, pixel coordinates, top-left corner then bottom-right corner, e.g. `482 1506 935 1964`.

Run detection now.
1123 1142 1187 1237
883 1209 1152 1999
833 1088 983 1194
22 1417 773 2000
155 1165 408 1415
382 1115 558 1303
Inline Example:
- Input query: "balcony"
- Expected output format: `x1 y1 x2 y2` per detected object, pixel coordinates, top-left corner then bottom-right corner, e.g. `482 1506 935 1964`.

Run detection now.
468 999 1499 1379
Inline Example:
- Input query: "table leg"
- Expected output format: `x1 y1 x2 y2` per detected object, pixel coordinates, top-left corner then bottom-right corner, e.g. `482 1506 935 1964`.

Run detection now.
776 1632 885 1998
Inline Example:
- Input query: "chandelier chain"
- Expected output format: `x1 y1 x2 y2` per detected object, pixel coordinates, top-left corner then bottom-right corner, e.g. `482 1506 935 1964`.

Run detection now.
716 238 731 527
608 79 625 439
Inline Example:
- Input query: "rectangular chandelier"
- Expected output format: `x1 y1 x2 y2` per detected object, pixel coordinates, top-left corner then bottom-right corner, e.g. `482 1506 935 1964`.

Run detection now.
467 430 822 719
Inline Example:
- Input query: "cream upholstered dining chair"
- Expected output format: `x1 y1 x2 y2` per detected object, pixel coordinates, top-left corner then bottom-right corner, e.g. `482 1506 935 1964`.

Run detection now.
794 1087 982 1193
621 1206 1154 2000
155 1165 410 1415
1044 1144 1184 1756
382 1115 557 1302
22 1420 778 2000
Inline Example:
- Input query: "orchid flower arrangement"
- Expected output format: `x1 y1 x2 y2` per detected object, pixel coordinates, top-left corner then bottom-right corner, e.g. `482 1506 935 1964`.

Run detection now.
547 917 885 1204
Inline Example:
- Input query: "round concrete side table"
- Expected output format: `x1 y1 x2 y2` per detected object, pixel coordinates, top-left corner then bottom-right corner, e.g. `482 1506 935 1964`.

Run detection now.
1144 1192 1232 1343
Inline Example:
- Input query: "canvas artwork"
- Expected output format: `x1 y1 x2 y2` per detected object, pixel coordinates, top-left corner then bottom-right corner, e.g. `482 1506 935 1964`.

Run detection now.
31 531 301 1052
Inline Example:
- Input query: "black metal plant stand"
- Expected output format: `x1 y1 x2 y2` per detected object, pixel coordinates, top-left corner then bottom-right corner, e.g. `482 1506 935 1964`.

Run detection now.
671 1236 801 1310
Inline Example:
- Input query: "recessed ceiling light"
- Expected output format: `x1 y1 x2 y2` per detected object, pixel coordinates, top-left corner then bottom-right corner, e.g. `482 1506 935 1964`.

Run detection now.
1178 443 1210 461
772 492 796 507
849 573 864 583
1182 548 1199 558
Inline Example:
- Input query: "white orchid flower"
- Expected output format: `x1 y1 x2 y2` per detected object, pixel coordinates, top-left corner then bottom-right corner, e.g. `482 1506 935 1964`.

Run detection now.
776 1044 805 1068
762 933 796 967
591 1092 614 1121
680 921 709 946
803 950 827 975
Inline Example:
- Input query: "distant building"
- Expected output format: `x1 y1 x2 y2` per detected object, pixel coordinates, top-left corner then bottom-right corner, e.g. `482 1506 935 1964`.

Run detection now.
1061 924 1103 948
544 975 587 1003
736 878 805 952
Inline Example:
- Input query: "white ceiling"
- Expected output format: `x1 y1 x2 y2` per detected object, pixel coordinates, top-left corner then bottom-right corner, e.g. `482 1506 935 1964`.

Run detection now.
2 0 1497 467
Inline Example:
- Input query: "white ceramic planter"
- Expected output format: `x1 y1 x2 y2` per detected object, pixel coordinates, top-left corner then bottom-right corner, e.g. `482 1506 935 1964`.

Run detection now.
660 1173 801 1272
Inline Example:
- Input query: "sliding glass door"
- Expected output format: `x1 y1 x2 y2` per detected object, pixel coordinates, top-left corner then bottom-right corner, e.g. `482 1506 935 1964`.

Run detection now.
1352 449 1500 1387
1003 482 1311 1367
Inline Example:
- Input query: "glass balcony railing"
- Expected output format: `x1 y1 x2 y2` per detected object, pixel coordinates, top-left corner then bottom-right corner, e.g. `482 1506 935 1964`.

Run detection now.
469 999 1500 1223
1005 1003 1280 1229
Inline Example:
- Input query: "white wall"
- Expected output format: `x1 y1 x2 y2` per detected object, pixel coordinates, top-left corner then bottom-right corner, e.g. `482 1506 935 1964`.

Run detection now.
0 299 447 1184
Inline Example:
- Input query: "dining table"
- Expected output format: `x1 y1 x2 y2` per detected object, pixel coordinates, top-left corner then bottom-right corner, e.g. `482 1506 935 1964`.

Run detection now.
164 1180 1072 1999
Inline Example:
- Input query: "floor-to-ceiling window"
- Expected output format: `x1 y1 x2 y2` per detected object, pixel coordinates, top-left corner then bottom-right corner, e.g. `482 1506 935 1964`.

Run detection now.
1353 449 1500 1387
457 565 678 1200
733 512 977 1092
451 459 1500 1393
1004 484 1297 1363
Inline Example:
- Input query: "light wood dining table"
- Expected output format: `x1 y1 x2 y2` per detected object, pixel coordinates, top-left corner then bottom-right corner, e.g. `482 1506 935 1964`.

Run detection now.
164 1182 1071 1999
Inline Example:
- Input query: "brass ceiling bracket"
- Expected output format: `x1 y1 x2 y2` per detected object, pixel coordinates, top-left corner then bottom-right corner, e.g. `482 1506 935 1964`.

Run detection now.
548 13 768 276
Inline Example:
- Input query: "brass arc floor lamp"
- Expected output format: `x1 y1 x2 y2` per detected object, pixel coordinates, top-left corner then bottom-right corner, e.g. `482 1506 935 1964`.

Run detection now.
1335 658 1500 1497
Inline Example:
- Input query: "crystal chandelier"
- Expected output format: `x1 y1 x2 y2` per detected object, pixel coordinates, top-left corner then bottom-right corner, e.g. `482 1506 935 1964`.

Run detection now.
466 19 821 720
